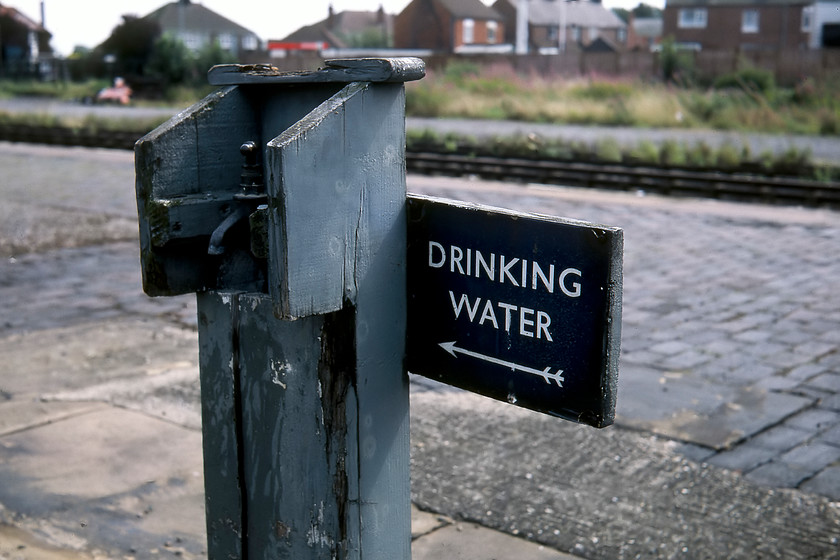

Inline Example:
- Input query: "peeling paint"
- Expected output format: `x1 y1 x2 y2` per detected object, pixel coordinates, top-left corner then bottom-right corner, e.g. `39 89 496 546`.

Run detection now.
270 359 290 389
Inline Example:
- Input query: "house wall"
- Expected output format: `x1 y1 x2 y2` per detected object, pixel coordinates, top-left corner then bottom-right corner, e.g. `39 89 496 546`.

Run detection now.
664 4 810 51
812 1 840 48
394 0 455 50
453 19 505 47
419 47 840 84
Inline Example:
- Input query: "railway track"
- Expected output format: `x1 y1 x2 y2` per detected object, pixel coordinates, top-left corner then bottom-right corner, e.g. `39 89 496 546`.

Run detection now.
2 123 839 209
407 152 840 209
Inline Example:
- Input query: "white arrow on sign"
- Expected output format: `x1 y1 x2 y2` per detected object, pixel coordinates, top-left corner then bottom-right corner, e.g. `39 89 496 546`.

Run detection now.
438 341 564 387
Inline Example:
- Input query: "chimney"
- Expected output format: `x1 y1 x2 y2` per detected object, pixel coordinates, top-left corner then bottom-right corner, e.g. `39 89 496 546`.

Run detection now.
377 4 385 24
328 5 335 29
40 0 45 28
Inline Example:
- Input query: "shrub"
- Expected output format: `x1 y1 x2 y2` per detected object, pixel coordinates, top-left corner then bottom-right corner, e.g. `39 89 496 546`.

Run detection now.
715 143 742 169
594 138 623 163
627 140 660 165
659 36 695 84
443 61 481 84
817 108 840 135
713 66 775 94
569 81 634 101
686 141 714 167
660 140 687 166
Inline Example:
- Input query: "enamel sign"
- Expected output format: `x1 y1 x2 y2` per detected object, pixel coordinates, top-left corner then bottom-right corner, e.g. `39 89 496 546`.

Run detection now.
406 195 623 428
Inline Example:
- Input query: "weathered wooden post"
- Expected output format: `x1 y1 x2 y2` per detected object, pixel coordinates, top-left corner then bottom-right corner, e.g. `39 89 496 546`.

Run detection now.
135 58 425 559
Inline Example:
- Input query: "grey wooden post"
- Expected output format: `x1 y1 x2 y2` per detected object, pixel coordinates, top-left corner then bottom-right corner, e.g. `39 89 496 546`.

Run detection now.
135 58 425 559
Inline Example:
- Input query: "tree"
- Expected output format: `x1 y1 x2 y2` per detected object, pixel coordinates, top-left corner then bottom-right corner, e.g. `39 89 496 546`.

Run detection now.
99 15 161 76
612 8 631 23
145 34 192 84
193 40 237 83
613 3 663 23
633 3 663 19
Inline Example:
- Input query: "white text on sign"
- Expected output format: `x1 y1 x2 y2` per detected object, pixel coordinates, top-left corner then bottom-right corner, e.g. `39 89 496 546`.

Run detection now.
428 241 582 297
429 241 583 342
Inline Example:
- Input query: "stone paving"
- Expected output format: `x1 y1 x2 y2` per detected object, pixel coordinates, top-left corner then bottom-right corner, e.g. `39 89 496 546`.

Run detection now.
408 177 840 500
1 143 840 557
2 145 840 500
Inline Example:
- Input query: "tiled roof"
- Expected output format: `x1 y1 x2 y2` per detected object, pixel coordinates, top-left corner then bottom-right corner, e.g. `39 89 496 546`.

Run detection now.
0 2 48 32
278 9 393 48
524 0 626 29
145 0 256 36
437 0 503 20
666 0 812 5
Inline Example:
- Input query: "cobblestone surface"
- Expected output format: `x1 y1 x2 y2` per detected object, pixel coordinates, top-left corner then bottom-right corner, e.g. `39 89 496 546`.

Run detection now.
2 143 839 505
408 176 840 500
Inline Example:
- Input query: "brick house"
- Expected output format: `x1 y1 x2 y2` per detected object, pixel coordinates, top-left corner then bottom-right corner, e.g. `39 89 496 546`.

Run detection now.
807 0 840 48
626 15 664 51
0 1 52 77
270 5 394 53
394 0 507 53
663 0 813 51
493 0 628 54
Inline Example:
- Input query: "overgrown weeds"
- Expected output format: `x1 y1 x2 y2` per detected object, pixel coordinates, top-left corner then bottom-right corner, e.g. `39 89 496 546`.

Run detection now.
405 62 840 136
406 128 838 181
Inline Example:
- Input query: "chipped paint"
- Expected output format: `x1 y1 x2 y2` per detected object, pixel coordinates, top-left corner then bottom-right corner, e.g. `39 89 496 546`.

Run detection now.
270 359 290 389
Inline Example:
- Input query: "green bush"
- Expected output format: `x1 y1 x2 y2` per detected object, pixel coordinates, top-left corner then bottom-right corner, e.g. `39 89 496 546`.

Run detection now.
660 140 687 166
686 141 714 167
659 36 695 84
569 81 634 101
594 138 623 163
715 143 741 169
713 66 775 94
627 140 660 164
443 61 481 84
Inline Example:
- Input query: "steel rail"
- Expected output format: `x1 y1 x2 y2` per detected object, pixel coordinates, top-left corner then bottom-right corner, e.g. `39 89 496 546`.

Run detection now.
407 152 840 209
2 123 839 209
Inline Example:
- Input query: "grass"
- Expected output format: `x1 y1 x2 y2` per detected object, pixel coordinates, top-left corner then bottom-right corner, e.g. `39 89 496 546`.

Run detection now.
0 79 109 101
1 68 837 180
0 109 167 134
5 65 840 136
405 63 840 136
405 128 838 182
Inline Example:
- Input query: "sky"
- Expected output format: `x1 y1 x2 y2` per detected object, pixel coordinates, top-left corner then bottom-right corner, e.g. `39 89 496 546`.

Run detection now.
11 0 664 57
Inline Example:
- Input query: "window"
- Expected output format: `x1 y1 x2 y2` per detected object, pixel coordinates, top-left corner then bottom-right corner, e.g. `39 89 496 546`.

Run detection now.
463 18 475 44
487 21 498 44
571 26 581 42
741 10 759 33
802 6 814 32
547 25 558 42
618 28 627 43
588 27 599 42
243 35 258 51
218 33 235 51
180 32 204 51
678 8 707 29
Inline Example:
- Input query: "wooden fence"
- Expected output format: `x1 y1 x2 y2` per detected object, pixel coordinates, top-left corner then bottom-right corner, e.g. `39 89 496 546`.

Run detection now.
242 48 840 85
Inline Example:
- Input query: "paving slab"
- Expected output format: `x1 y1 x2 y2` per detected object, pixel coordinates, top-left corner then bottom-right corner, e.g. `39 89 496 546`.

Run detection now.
615 363 814 449
2 144 840 558
0 142 138 257
0 407 206 559
412 518 575 560
0 318 199 423
0 400 102 437
409 387 840 560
